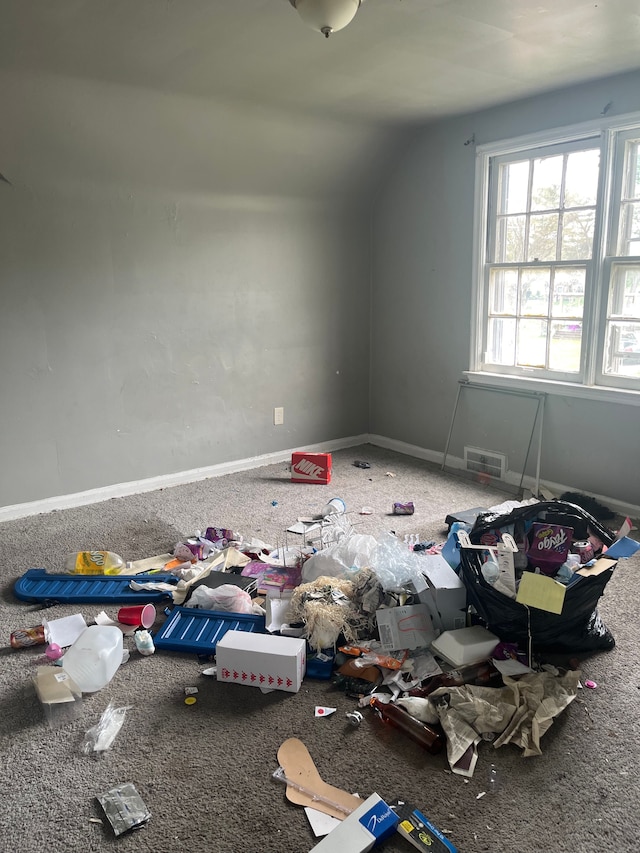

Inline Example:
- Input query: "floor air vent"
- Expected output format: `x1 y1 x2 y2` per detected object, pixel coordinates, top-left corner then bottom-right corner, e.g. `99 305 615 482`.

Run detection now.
463 447 507 480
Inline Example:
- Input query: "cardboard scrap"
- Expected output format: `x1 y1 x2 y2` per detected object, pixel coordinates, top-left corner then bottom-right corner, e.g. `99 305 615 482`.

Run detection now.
277 738 361 821
127 553 173 574
308 794 398 853
337 660 383 683
576 557 617 577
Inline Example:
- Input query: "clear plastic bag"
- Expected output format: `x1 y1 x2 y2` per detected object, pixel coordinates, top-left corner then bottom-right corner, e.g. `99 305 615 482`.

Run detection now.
370 533 430 591
82 702 131 754
184 583 253 614
301 534 378 583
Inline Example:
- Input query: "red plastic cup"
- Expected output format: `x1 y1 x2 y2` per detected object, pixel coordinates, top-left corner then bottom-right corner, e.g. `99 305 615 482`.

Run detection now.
117 604 156 629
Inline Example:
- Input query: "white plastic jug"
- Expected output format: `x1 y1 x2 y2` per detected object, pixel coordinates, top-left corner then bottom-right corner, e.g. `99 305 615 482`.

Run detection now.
61 625 123 692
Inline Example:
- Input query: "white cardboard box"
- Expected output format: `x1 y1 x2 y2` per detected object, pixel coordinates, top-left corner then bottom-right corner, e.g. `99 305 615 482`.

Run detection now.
309 793 398 853
216 630 306 693
416 553 467 631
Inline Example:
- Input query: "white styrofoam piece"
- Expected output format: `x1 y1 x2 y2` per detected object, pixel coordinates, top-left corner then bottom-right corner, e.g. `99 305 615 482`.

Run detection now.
430 626 499 667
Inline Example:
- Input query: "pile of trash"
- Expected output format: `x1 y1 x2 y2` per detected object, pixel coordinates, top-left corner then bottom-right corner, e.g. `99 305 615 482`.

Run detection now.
8 487 640 845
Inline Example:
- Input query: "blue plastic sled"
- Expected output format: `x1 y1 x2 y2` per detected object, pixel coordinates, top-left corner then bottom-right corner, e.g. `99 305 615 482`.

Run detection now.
14 568 179 604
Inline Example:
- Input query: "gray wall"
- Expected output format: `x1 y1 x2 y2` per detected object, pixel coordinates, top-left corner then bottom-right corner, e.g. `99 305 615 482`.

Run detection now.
4 63 640 512
371 69 640 508
0 70 381 508
0 184 371 507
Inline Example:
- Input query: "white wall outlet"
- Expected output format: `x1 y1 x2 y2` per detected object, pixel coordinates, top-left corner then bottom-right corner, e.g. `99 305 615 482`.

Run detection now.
273 406 284 426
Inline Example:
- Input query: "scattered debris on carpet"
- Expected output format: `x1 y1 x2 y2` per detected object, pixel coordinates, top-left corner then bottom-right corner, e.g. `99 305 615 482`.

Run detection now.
8 449 640 849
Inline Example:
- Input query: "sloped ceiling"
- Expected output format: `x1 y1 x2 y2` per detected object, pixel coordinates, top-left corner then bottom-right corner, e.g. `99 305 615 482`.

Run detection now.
2 0 640 198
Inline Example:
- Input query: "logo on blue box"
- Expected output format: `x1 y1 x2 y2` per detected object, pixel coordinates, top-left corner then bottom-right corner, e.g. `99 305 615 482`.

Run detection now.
359 798 399 842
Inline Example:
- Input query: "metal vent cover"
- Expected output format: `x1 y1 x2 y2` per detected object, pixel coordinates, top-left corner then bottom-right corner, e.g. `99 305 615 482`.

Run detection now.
463 446 507 480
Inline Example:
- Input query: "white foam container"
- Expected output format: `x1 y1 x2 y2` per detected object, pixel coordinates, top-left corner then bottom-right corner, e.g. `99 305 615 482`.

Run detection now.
430 625 499 667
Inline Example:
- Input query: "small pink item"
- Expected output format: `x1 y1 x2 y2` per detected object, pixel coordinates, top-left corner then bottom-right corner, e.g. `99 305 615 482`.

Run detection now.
584 679 598 689
45 643 63 661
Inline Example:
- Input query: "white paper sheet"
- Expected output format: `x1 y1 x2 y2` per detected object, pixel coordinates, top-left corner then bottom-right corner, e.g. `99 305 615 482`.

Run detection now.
376 604 435 651
94 611 137 636
304 807 342 837
43 614 87 647
492 658 533 676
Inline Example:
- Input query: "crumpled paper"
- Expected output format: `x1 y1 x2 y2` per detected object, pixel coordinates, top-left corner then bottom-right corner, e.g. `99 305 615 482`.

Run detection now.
414 669 581 775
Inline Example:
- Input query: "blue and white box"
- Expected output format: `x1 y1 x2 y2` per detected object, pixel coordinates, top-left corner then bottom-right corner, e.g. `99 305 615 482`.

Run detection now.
309 793 398 853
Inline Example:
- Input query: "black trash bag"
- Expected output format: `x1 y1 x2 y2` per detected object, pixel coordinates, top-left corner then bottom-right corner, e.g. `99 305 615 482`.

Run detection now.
458 500 617 653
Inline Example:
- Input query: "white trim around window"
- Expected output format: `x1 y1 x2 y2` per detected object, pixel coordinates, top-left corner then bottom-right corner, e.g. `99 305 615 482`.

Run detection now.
471 111 640 405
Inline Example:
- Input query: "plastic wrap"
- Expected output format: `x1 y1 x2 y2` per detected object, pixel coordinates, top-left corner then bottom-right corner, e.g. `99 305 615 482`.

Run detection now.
301 533 378 583
183 583 253 613
82 702 131 754
369 533 429 591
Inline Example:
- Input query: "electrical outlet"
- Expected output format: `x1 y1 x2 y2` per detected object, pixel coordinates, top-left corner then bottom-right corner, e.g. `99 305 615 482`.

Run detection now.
273 406 284 426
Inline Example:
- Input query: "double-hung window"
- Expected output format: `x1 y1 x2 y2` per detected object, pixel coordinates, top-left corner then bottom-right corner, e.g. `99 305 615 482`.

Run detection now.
472 115 640 397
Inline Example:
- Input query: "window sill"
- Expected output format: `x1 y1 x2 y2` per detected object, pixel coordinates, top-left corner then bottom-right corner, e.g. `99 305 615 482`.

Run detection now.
464 371 640 407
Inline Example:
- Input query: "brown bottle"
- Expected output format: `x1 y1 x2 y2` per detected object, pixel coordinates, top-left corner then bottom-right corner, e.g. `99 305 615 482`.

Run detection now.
370 697 444 755
406 660 503 698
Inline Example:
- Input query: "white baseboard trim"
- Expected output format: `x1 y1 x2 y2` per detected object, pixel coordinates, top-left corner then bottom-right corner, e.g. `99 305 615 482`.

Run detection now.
0 434 369 523
368 434 640 520
3 431 638 523
367 434 444 465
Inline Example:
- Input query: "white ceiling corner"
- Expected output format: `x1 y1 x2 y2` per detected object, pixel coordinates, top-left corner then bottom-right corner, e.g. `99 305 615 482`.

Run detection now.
1 0 640 197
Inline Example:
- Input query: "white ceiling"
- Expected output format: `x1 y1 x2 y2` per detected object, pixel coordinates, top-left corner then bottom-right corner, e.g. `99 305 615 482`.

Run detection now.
3 0 640 124
2 1 640 199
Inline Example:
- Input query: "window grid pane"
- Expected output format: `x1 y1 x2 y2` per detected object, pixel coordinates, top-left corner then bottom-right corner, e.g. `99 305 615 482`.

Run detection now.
494 151 598 266
498 159 529 215
603 321 640 378
618 139 640 256
487 264 585 372
482 128 640 388
486 141 601 380
517 319 548 367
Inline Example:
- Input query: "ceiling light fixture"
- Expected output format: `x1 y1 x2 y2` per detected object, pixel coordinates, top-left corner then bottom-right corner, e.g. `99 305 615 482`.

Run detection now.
289 0 364 38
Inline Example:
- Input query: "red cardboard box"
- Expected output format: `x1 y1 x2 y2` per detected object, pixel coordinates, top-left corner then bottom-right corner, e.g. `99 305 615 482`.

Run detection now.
291 452 332 484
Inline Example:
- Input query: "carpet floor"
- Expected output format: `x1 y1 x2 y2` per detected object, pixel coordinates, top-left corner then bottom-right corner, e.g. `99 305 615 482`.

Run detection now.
0 444 637 853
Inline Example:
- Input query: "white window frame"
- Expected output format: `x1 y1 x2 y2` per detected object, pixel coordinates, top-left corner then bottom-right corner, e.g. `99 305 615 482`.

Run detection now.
469 112 640 407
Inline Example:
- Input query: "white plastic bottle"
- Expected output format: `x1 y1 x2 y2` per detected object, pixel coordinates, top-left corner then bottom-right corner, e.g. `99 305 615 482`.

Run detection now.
61 625 124 692
481 554 500 585
320 497 346 517
64 551 125 575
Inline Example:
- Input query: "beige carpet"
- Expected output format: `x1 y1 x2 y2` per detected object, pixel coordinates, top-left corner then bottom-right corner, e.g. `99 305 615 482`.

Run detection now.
0 445 638 853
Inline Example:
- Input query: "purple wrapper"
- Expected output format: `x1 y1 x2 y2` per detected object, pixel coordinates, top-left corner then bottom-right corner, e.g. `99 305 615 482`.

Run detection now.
392 501 415 515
